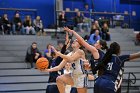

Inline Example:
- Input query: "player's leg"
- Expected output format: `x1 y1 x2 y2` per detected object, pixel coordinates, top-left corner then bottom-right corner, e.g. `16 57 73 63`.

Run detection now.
75 74 88 93
56 74 74 93
77 88 87 93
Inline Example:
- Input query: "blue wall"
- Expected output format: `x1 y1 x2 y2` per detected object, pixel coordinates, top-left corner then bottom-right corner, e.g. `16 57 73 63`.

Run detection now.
0 0 55 28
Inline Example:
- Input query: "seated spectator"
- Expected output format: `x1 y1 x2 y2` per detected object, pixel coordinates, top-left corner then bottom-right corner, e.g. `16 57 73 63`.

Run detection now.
23 15 36 35
94 20 101 31
135 32 140 45
74 11 83 31
0 16 4 34
83 3 90 18
58 11 67 27
12 13 24 35
87 30 101 45
101 23 111 41
1 14 12 34
90 23 100 35
25 42 42 68
33 16 44 36
44 43 54 65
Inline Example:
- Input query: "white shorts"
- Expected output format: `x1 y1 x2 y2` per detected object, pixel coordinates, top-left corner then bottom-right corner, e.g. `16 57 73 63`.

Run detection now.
72 74 88 88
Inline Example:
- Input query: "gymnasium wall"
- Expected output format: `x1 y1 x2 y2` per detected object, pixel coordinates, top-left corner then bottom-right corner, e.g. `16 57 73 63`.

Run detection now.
0 0 55 28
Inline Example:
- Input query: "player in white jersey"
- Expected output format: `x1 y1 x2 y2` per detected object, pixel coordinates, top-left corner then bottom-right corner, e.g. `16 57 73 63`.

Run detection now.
42 39 88 93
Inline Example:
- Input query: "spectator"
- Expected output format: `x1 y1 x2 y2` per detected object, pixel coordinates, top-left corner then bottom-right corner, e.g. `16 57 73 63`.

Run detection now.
25 42 42 68
12 13 24 34
94 20 101 31
90 23 99 35
23 15 36 35
74 11 83 32
1 14 11 34
58 11 67 27
44 43 54 64
87 30 101 45
0 16 4 34
74 11 89 32
101 23 111 41
83 3 90 18
135 32 140 45
33 16 44 36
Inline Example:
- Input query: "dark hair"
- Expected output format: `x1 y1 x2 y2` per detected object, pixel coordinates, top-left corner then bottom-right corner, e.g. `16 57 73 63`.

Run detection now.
102 42 120 66
32 42 37 45
51 52 56 57
46 43 52 49
84 3 88 6
99 40 108 50
92 42 120 74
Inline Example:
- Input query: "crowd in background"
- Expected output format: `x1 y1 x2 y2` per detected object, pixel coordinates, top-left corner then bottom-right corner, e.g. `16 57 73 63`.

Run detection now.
0 12 45 35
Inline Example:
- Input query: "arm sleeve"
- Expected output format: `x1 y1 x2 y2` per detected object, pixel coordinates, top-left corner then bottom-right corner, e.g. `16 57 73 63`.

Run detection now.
119 55 130 64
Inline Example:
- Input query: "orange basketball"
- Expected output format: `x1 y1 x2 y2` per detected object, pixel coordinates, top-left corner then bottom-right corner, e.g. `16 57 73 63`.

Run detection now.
36 57 49 70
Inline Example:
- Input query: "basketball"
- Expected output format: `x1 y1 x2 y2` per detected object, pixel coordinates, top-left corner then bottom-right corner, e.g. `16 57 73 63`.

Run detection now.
36 57 49 70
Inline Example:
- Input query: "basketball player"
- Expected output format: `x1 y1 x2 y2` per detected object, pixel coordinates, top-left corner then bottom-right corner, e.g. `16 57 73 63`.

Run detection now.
46 32 71 93
43 39 88 93
93 42 140 93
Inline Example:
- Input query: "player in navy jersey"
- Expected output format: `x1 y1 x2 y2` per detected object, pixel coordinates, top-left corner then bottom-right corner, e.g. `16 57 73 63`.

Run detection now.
46 32 71 93
90 40 108 76
93 42 140 93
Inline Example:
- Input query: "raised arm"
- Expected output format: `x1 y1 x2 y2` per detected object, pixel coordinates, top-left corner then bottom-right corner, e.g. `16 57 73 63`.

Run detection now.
52 46 83 62
64 27 99 59
129 52 140 60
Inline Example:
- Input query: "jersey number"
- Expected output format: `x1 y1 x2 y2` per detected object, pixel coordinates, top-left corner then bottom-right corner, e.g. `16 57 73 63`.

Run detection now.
107 63 113 70
72 63 76 69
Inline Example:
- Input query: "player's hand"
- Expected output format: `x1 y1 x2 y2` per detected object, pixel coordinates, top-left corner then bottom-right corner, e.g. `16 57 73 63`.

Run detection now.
51 46 57 53
40 68 50 72
64 27 73 33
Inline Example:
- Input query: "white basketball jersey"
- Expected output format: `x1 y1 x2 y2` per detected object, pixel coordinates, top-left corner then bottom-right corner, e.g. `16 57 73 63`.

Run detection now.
67 52 86 75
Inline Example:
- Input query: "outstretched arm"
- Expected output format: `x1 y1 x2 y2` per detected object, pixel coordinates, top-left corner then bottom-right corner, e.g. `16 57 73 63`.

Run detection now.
51 46 83 62
43 60 67 72
64 27 99 59
129 52 140 60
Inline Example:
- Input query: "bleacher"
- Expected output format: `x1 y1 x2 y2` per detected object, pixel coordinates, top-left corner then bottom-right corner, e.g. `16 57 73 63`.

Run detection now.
0 28 140 93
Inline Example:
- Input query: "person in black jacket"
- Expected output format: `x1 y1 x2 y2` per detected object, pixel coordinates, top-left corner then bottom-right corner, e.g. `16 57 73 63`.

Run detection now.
25 42 42 68
58 11 67 27
1 14 11 34
12 13 24 34
23 15 36 35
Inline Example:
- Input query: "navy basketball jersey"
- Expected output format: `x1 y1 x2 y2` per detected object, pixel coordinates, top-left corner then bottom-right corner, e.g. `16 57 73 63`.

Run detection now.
48 58 63 83
103 54 130 90
94 54 130 93
90 49 105 75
